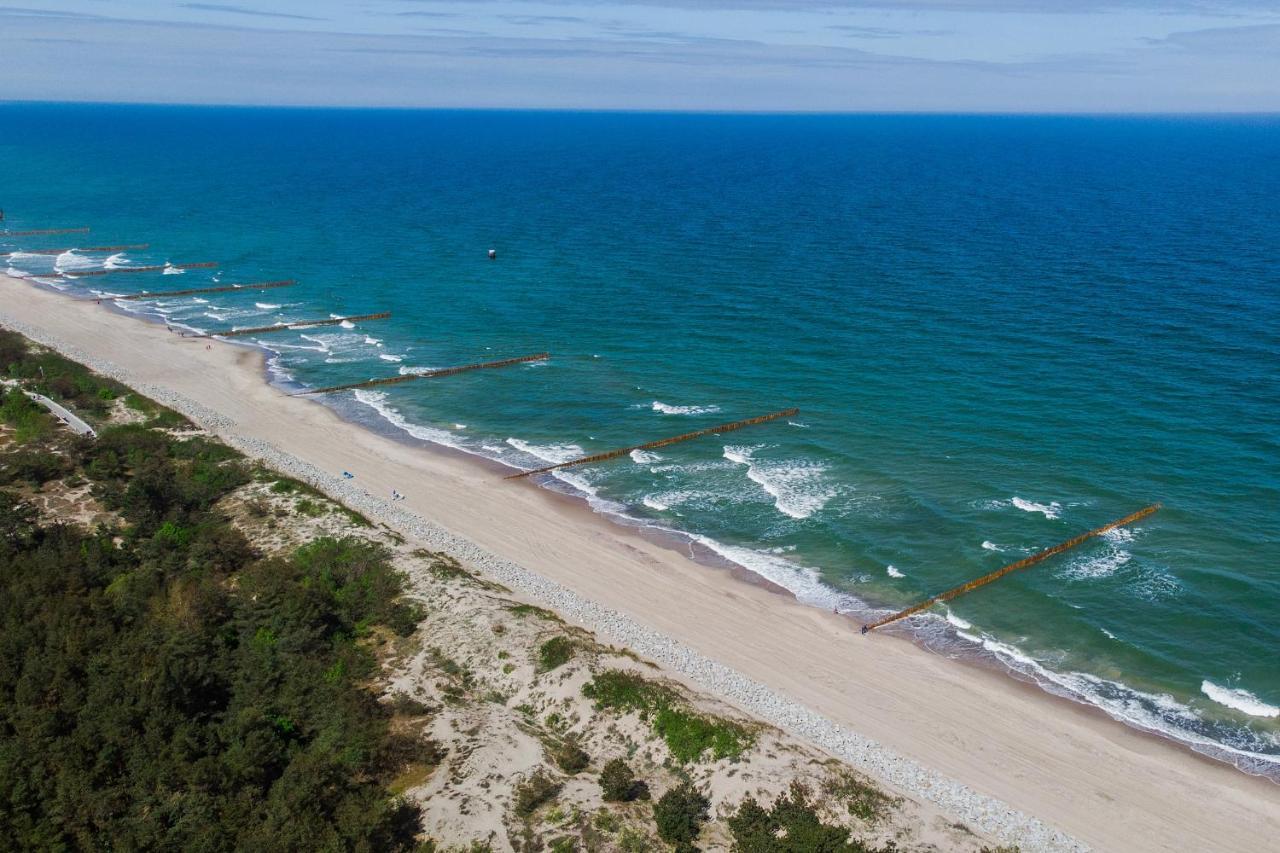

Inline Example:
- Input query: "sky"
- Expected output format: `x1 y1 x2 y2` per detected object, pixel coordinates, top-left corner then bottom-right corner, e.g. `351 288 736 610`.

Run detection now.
2 1 1278 111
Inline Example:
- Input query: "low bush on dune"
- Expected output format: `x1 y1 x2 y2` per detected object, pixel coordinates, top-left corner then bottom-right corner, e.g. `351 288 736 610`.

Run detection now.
584 669 754 763
653 782 710 852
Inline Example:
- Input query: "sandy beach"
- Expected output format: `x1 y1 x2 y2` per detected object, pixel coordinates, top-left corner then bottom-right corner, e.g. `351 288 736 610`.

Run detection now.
3 273 1276 852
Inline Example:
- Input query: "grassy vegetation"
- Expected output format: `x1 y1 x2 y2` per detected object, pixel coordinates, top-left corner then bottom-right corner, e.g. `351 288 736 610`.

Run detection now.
727 782 899 853
537 635 577 672
0 331 427 850
824 768 899 824
583 669 754 763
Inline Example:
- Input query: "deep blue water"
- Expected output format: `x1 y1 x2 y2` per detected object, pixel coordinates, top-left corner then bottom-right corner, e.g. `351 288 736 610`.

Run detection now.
3 104 1277 774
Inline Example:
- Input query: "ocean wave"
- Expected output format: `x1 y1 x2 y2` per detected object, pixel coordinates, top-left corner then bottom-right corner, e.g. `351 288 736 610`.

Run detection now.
945 608 972 630
352 390 465 450
255 302 281 310
937 623 1280 773
54 251 95 272
103 253 129 270
981 540 1004 551
1011 496 1062 519
505 437 585 465
642 495 669 511
162 264 185 275
365 336 383 346
630 449 662 464
723 444 835 520
399 365 443 376
339 320 355 329
1201 682 1280 718
886 565 905 578
379 354 404 362
1059 544 1132 580
651 400 721 416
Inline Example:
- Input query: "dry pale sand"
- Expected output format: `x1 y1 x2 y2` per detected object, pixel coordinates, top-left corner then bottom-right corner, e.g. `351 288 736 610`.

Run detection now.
3 274 1276 852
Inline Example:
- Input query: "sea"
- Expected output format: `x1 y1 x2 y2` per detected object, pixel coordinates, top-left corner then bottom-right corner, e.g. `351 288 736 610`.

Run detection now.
2 103 1277 778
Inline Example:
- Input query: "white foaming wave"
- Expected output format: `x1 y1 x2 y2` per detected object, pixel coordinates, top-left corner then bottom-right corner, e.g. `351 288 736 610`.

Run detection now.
651 400 721 415
255 302 281 310
723 444 835 520
688 533 860 612
365 336 383 346
379 354 404 362
453 424 466 430
941 625 1280 770
1059 545 1131 580
191 297 209 304
323 357 362 364
945 608 973 630
352 390 464 450
340 320 356 329
481 444 507 454
1011 496 1062 519
505 437 584 465
1201 682 1280 718
886 565 905 578
981 540 1004 551
788 420 809 428
642 495 669 511
399 365 442 376
162 264 185 275
54 251 95 272
630 449 662 464
203 311 228 322
104 253 129 270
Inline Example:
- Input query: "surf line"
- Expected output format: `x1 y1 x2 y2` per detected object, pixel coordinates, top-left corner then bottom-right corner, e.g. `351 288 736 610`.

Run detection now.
112 280 297 300
861 504 1162 634
62 261 218 278
194 312 391 339
295 353 551 396
505 408 799 480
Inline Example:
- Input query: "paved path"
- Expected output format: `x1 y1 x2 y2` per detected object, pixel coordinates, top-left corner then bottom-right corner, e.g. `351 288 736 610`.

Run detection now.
1 379 96 437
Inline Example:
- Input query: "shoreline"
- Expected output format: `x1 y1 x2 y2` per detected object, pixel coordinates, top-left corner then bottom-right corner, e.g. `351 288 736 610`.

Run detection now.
85 272 1280 781
4 272 1278 852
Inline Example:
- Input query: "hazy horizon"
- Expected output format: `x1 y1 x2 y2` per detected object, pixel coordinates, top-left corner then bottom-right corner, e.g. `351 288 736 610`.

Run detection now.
3 1 1278 112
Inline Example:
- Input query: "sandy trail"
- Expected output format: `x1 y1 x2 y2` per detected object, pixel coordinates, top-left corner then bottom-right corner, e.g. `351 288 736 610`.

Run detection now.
3 275 1275 852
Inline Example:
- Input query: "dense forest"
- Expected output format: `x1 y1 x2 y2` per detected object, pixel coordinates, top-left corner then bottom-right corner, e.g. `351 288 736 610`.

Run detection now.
0 330 424 850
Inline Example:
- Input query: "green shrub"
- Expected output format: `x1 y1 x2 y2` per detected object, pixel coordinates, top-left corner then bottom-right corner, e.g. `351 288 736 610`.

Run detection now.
653 782 709 853
538 635 576 672
599 758 648 803
0 448 73 485
549 738 590 774
513 771 561 817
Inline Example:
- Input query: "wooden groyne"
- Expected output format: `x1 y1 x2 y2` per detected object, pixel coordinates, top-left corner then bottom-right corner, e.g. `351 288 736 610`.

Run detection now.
112 280 296 300
298 353 550 396
504 408 800 480
7 244 149 255
2 227 90 236
65 261 217 278
861 504 1162 633
200 312 391 338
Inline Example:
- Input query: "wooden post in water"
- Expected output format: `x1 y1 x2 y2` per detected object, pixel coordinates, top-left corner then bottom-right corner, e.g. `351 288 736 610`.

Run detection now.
2 227 90 236
297 353 551 396
504 408 800 480
112 280 297 300
64 261 217 278
860 504 1162 634
7 244 149 255
199 312 391 338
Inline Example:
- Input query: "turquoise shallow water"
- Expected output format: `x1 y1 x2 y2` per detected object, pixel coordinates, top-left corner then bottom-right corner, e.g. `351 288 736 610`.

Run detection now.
3 104 1277 775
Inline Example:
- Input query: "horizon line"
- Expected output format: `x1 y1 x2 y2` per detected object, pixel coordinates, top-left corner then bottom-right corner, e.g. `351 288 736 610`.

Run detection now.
3 98 1280 118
